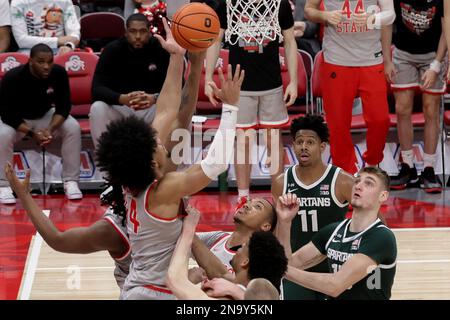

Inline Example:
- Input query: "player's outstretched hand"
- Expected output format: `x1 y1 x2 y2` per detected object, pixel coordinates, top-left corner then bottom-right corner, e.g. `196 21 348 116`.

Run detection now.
206 64 244 106
276 193 299 223
154 18 186 56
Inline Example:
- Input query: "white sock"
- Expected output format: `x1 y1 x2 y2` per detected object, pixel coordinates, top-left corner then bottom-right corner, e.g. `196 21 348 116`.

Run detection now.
423 153 437 169
238 189 249 199
401 149 414 168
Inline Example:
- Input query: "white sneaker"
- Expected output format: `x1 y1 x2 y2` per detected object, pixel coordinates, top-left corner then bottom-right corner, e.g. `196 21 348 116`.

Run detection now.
0 187 16 204
64 181 83 200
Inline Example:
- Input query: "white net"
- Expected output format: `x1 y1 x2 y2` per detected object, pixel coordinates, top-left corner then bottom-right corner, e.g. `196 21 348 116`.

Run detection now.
225 0 282 46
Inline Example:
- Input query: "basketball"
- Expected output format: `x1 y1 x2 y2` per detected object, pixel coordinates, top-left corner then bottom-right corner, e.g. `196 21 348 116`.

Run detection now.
171 3 220 52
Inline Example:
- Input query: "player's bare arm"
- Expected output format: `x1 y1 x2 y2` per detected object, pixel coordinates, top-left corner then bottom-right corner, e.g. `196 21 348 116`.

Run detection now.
286 253 377 298
275 193 299 259
291 242 327 270
281 26 298 106
205 28 225 106
305 0 342 27
4 163 126 257
335 170 355 204
271 172 285 202
152 18 186 145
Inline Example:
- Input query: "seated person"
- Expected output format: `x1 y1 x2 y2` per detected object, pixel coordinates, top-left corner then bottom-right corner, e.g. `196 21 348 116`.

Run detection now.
10 0 80 55
0 44 82 204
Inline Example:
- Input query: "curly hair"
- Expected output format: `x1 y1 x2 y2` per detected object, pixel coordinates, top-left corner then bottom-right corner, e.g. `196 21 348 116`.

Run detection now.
95 116 158 192
290 114 329 143
248 231 288 293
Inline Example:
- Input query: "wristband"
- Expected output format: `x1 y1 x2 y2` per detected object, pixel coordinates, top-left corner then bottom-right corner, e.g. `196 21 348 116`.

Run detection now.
429 59 441 73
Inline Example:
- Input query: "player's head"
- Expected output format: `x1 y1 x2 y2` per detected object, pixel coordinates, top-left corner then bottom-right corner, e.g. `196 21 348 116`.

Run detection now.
233 198 277 232
95 116 158 192
125 13 151 49
290 115 329 167
244 278 280 300
230 231 287 293
351 167 390 211
29 43 54 79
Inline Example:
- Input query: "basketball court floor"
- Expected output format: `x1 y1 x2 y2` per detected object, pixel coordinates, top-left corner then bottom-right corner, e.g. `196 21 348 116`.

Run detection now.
1 187 449 300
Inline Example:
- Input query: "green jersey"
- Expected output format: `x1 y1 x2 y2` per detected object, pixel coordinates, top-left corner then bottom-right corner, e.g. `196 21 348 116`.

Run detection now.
282 164 349 300
312 218 397 300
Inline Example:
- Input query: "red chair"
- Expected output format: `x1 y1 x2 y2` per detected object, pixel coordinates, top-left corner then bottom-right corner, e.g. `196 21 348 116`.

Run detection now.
0 52 29 79
54 52 99 135
80 12 125 53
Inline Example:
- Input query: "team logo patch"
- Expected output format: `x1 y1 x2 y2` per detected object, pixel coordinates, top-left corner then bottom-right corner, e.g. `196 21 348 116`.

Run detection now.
148 63 157 71
1 57 21 73
65 55 85 72
330 72 336 79
351 238 361 251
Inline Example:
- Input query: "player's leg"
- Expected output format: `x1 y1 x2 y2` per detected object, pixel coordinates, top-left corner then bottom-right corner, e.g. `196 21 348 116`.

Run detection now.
320 62 358 174
121 285 177 300
358 63 390 168
259 86 289 182
235 95 258 202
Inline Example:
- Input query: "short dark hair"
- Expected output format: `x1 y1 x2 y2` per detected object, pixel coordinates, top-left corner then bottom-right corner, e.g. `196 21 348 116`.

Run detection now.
248 231 288 293
30 43 53 59
266 200 277 232
359 167 390 191
95 116 158 191
290 114 329 143
126 13 150 29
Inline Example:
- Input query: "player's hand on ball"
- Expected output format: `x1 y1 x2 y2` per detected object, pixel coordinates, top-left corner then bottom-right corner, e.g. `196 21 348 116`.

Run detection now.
154 18 186 56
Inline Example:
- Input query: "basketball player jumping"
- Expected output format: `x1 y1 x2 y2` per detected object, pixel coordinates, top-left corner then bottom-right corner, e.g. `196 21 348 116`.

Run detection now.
277 167 397 300
3 19 207 294
272 114 354 300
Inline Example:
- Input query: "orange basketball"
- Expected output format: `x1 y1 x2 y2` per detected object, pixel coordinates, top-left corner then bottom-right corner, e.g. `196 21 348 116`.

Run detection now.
171 3 220 52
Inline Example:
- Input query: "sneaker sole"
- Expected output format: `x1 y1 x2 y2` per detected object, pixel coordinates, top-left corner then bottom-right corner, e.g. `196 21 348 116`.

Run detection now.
66 194 83 200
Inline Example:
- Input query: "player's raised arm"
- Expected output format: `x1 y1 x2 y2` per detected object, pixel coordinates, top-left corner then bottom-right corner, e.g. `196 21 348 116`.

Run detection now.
162 64 244 198
152 18 186 145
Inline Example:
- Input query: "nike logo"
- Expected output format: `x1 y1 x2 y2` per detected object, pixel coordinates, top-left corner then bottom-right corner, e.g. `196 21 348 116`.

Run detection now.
331 238 340 243
287 188 298 193
224 110 232 114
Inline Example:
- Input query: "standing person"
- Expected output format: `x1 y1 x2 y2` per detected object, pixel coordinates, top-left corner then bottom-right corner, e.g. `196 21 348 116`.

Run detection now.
0 0 11 53
0 43 82 203
202 0 298 205
272 114 354 300
276 167 397 300
383 0 446 193
10 0 80 55
196 197 277 272
89 13 170 149
305 0 395 174
2 24 207 294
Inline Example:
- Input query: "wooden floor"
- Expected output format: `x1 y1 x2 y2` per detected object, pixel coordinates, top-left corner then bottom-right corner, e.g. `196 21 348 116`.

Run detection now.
19 228 450 300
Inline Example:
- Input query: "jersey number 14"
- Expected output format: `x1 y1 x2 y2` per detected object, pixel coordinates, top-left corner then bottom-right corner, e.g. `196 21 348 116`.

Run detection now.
299 209 318 232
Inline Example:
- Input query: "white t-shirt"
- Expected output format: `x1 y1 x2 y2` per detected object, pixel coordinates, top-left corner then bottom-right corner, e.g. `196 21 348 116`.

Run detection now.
0 0 11 26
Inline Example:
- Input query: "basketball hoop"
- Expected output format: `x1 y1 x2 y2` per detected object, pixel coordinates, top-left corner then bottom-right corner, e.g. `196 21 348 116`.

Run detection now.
225 0 283 46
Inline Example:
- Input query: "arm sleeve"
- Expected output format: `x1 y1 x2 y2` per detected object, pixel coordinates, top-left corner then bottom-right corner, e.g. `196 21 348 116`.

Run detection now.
311 222 341 255
91 47 121 105
63 1 80 40
0 73 23 129
10 1 58 49
358 227 397 265
196 231 229 249
200 103 237 179
53 68 71 119
371 0 396 29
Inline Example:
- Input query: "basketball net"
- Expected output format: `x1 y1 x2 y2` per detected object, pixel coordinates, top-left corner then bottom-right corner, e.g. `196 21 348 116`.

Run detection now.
225 0 282 46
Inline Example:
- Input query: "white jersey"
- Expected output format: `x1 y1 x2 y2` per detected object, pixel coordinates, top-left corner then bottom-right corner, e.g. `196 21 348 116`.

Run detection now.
323 0 383 66
122 181 182 296
197 231 236 273
102 208 131 291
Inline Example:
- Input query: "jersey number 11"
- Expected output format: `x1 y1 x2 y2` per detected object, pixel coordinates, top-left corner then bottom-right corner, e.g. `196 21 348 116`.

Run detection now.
299 209 318 232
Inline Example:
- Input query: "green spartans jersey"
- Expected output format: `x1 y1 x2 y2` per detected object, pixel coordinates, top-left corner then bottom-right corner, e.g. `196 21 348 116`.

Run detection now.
312 218 397 300
282 164 349 300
